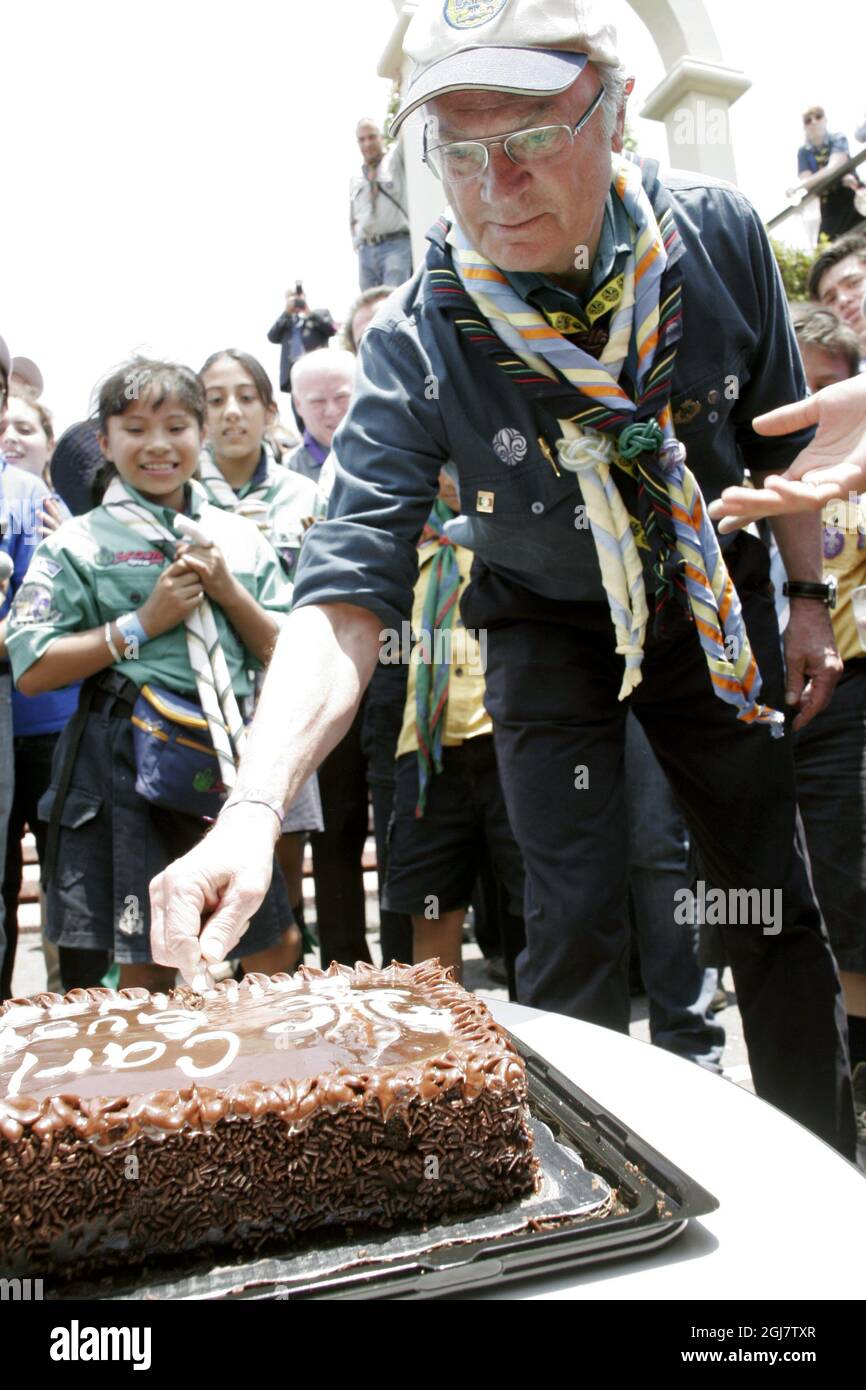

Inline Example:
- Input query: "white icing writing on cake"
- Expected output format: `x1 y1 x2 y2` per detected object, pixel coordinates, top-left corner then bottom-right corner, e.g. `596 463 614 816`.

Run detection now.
1 987 452 1098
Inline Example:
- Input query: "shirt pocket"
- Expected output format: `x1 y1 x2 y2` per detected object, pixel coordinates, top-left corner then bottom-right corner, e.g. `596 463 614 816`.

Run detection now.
454 437 581 525
38 784 102 829
93 560 164 619
670 353 749 447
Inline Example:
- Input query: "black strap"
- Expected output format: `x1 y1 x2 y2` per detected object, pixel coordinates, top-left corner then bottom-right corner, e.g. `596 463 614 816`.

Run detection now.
375 183 408 220
42 669 139 886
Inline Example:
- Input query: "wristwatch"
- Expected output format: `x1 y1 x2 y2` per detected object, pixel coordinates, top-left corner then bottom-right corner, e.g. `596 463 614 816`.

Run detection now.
782 578 837 609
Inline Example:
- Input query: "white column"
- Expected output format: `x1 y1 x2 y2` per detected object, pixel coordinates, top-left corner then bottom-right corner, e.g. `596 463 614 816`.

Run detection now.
640 57 751 184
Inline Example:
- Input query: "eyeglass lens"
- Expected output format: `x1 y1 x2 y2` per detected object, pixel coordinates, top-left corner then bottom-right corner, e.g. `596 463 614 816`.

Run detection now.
432 124 572 181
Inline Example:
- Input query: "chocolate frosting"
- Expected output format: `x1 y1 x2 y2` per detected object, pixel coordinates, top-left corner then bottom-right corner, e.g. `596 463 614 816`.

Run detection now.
0 961 526 1151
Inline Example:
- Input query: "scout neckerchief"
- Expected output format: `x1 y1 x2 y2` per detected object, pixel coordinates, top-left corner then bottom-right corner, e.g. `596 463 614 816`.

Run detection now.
414 497 460 817
197 445 274 538
101 477 247 787
440 154 782 735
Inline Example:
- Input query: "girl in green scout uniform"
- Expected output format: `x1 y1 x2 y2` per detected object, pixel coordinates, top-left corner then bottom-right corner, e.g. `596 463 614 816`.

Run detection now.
197 347 327 958
6 358 297 993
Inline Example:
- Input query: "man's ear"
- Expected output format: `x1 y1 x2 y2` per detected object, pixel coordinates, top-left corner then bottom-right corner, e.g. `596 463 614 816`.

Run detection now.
611 77 634 154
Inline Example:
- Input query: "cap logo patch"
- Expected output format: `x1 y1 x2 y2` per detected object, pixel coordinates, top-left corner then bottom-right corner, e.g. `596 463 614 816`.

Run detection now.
444 0 508 31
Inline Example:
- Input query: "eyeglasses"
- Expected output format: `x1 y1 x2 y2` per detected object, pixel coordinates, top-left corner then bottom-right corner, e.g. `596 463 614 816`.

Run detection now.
423 87 605 183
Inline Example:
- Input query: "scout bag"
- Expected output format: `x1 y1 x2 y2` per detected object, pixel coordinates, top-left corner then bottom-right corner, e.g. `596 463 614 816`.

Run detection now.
131 683 231 820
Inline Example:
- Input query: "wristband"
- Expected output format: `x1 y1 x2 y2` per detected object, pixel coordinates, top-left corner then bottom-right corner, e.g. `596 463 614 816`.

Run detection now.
116 610 152 647
104 621 122 663
220 792 285 830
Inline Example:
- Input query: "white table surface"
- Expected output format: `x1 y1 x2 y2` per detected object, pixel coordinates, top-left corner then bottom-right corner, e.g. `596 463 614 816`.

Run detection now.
482 998 866 1301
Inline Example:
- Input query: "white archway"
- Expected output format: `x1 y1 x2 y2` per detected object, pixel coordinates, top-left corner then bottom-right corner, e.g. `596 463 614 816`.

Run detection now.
629 0 750 182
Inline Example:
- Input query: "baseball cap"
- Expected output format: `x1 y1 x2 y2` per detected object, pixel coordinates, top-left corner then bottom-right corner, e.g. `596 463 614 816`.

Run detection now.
10 355 44 397
389 0 619 136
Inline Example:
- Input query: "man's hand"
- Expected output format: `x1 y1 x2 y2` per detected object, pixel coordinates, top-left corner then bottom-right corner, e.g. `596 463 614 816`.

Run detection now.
708 376 866 533
149 808 277 983
783 600 841 732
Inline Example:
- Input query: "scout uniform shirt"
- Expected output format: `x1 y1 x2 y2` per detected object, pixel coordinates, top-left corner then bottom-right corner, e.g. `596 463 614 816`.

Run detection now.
6 478 292 697
292 166 814 635
822 496 866 662
197 445 326 584
1 457 80 732
395 542 490 758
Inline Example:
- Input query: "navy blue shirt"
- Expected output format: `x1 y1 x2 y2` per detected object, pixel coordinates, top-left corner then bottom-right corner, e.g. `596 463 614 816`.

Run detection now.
293 171 813 632
1 460 80 734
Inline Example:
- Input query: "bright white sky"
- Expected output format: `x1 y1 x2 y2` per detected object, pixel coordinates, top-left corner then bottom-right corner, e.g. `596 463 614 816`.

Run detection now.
3 0 864 432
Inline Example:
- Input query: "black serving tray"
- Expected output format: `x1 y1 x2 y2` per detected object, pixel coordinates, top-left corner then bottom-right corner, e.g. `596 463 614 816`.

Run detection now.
95 1034 718 1301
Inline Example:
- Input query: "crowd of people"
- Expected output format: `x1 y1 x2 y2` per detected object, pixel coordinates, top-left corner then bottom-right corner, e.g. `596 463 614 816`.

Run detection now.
2 0 866 1166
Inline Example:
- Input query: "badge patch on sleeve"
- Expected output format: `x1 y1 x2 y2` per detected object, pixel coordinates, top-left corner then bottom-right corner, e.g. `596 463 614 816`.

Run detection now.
29 556 63 580
10 581 63 627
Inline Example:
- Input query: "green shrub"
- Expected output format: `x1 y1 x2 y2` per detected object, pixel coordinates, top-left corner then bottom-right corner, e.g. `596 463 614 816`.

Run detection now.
771 238 817 302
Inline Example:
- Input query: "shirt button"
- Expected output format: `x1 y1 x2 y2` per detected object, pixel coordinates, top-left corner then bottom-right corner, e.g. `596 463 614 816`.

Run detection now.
708 410 719 423
455 667 464 677
707 389 720 405
129 592 142 605
531 501 545 515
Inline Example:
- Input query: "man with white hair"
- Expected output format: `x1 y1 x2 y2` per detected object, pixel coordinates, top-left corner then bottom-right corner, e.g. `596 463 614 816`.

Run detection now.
152 0 855 1156
285 348 356 493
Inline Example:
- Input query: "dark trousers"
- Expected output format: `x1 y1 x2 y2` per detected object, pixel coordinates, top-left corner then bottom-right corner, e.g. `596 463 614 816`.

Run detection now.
793 660 866 973
362 663 413 965
1 734 57 998
462 534 855 1157
1 732 106 998
311 703 372 967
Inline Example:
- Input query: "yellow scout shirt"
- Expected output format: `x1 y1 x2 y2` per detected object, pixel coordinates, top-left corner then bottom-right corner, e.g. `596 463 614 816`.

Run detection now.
822 496 866 663
7 479 292 698
396 542 491 757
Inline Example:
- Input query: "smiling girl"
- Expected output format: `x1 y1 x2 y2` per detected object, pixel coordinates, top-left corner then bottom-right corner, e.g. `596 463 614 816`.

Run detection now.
197 348 326 957
0 391 54 484
6 358 297 991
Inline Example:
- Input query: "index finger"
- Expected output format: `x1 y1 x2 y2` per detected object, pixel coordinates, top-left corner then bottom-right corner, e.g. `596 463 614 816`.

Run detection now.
752 395 819 438
149 869 211 982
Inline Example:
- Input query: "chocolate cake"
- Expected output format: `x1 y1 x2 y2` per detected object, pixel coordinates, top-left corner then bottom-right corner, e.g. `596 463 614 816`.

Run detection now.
0 961 538 1281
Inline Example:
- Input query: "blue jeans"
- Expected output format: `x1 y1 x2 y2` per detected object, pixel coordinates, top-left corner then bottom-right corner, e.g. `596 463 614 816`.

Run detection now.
0 673 13 985
358 233 413 290
625 713 724 1071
